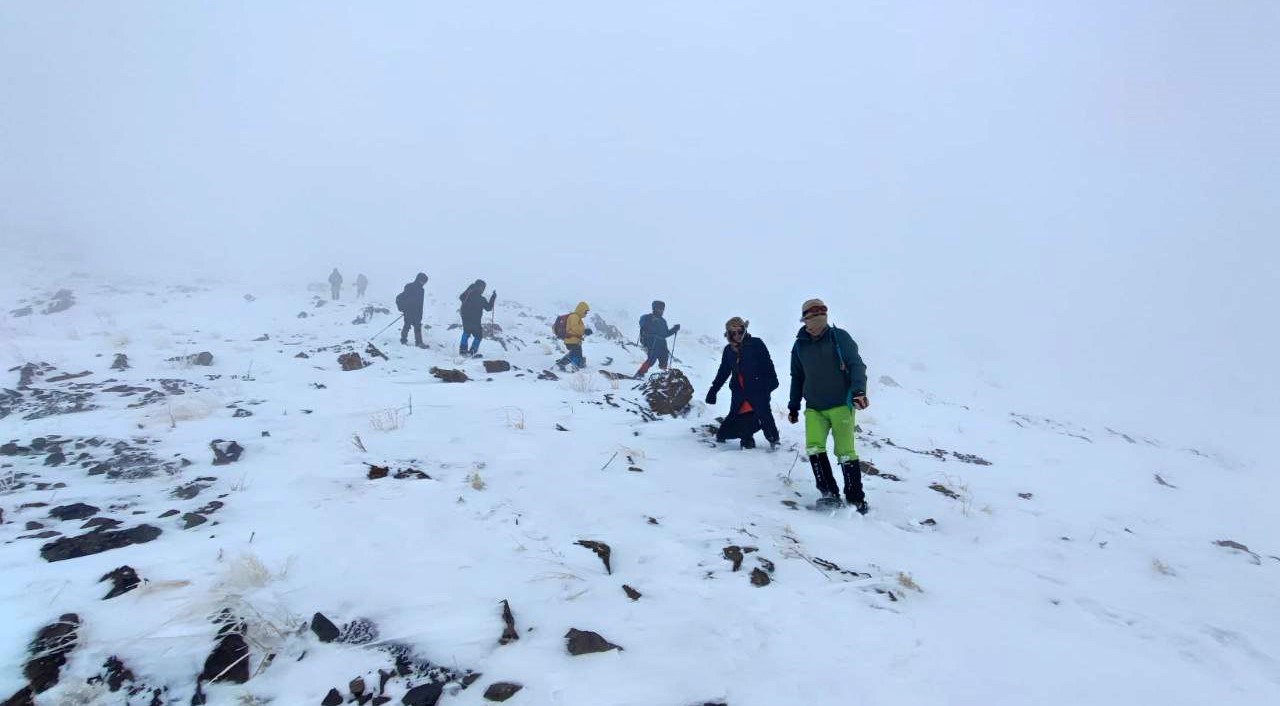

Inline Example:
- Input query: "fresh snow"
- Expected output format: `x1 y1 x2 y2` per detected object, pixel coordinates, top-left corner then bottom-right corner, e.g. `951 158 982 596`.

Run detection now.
2 263 1278 706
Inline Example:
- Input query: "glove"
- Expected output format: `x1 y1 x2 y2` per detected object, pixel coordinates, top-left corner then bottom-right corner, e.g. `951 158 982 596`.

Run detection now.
584 328 593 336
670 324 681 334
787 410 799 425
705 390 717 405
853 393 869 411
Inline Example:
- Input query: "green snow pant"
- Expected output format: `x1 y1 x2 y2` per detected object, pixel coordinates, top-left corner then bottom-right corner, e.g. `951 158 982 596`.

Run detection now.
804 405 858 462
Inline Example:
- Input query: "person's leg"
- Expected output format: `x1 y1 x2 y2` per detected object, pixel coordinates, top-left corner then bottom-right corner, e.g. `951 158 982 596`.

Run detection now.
804 409 838 497
822 406 864 507
401 320 411 344
635 347 658 377
469 327 483 355
569 344 584 367
412 323 424 347
459 331 471 355
657 341 670 371
756 403 780 446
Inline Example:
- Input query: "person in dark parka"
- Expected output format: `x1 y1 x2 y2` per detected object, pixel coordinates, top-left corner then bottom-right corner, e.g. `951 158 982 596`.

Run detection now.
458 279 497 356
356 273 368 298
705 317 780 450
397 273 429 348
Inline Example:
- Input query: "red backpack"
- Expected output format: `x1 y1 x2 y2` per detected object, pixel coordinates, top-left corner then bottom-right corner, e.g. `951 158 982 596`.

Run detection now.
552 313 571 339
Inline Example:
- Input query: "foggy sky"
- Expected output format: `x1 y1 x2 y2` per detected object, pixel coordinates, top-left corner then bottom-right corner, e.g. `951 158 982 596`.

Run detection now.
2 1 1278 445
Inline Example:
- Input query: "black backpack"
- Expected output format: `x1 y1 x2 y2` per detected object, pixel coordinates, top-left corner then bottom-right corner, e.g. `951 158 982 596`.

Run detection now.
395 290 407 313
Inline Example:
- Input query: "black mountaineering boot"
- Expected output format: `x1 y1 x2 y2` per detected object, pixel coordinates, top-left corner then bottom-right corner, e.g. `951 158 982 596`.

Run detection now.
841 460 868 514
809 453 841 507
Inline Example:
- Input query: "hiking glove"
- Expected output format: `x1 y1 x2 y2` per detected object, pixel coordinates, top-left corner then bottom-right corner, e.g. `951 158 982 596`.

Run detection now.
787 410 799 424
853 394 869 410
705 390 717 405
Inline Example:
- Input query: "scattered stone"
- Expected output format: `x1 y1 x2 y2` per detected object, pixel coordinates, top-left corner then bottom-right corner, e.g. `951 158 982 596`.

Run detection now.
339 352 366 371
622 585 641 601
295 352 311 359
40 525 162 562
48 503 99 521
430 367 468 383
159 509 179 518
10 306 33 318
350 676 367 696
173 481 211 500
366 343 389 361
43 449 66 466
1214 539 1262 565
311 613 341 643
168 352 215 367
483 682 523 702
298 312 309 319
394 468 430 480
928 483 961 500
100 566 141 599
200 633 250 684
499 600 519 645
646 516 659 525
89 656 136 692
483 360 512 374
565 628 622 656
1018 492 1033 500
723 546 745 572
19 531 60 540
367 464 390 480
575 540 612 574
918 518 937 527
322 688 343 706
639 369 694 416
232 408 253 418
253 334 270 342
43 290 76 315
81 517 122 531
211 439 243 465
537 370 559 381
1154 473 1178 489
24 613 80 693
182 513 208 529
24 521 42 531
781 500 799 510
339 618 380 645
110 354 130 370
46 370 92 383
555 424 569 432
750 568 771 587
402 683 444 706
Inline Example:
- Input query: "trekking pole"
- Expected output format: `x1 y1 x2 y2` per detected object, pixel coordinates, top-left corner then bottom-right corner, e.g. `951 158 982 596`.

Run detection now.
670 331 679 368
370 314 404 342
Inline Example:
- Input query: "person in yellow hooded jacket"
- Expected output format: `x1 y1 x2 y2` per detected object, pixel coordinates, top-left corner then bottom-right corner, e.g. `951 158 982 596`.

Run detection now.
556 301 592 370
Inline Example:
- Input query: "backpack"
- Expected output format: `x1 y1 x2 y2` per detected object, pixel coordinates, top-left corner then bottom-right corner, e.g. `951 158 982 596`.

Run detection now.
395 290 407 313
552 313 571 339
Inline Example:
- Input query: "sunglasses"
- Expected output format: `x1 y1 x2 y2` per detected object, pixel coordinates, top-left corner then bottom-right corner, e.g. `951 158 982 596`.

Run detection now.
802 306 828 319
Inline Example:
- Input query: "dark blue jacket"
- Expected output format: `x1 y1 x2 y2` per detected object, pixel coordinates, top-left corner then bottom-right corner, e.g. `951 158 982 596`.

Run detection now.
638 313 675 349
459 286 496 328
709 335 779 411
788 325 867 412
400 281 426 323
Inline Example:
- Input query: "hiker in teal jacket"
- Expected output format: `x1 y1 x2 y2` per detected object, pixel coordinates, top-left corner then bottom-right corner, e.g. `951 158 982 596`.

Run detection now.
787 298 870 513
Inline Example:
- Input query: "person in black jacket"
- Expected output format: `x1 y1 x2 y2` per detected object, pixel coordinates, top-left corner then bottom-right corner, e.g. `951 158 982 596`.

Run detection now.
397 273 429 348
704 317 780 450
355 273 368 298
458 279 497 357
787 298 870 512
634 300 680 378
328 268 343 300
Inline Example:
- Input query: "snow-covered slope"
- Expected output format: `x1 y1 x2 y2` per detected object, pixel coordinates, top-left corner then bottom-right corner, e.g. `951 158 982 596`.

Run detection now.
1 265 1278 706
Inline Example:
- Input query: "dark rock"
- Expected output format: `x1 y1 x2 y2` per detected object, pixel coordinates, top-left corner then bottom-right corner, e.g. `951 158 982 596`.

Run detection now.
393 468 430 480
82 517 122 531
48 503 99 521
575 540 612 574
322 688 343 706
367 465 389 480
40 524 162 562
20 530 60 539
462 672 482 687
25 521 43 531
564 628 622 656
365 343 389 361
253 334 270 342
483 682 523 702
537 370 559 381
372 698 390 706
192 352 214 366
1 686 33 706
97 656 136 692
723 546 744 572
43 449 66 466
43 290 76 315
429 367 468 383
298 312 309 319
311 613 340 643
483 360 511 374
401 683 443 706
622 585 641 601
24 613 80 693
750 568 771 587
232 408 253 418
46 370 91 383
350 677 367 696
100 566 142 599
339 352 366 371
172 482 209 500
295 352 310 358
159 509 179 518
640 369 694 416
499 600 518 645
339 618 379 645
211 440 243 465
182 513 208 529
200 633 250 684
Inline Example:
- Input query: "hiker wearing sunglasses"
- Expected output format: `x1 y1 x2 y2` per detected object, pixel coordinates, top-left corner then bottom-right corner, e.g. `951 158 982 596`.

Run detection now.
787 298 870 513
705 317 780 450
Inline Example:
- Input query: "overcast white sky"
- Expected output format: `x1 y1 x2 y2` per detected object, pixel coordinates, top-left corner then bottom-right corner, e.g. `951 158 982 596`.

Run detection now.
2 1 1277 445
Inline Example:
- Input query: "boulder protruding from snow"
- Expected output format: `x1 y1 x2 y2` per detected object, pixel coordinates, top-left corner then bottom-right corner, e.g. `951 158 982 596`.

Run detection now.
169 352 214 366
640 369 694 416
110 354 130 371
483 682 523 702
564 628 622 656
40 525 162 562
430 367 469 383
24 613 80 693
339 352 366 371
100 566 141 599
211 439 243 465
311 613 340 643
483 360 511 374
402 683 444 706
